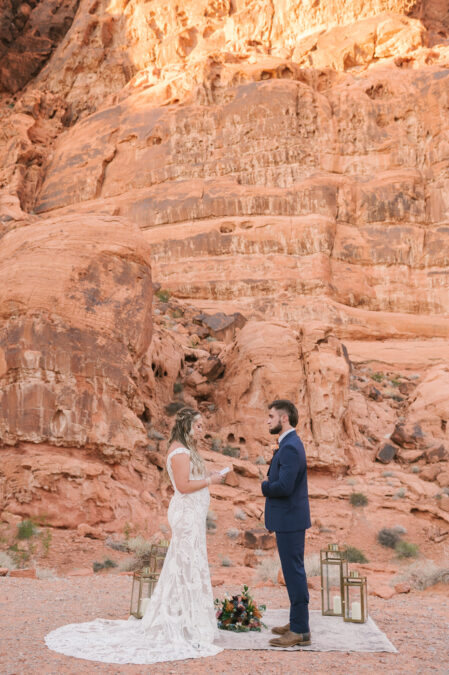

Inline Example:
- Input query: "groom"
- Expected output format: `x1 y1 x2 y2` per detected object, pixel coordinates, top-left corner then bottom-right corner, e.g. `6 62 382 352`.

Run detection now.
261 399 311 647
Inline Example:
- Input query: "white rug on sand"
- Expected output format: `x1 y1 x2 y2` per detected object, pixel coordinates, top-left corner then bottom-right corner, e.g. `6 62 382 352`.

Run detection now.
215 609 397 653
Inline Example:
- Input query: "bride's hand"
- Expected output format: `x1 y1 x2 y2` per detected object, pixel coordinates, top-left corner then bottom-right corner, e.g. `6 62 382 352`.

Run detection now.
208 472 224 485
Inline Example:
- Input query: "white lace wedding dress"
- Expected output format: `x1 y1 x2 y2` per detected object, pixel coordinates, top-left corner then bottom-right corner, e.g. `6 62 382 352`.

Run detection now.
45 447 223 664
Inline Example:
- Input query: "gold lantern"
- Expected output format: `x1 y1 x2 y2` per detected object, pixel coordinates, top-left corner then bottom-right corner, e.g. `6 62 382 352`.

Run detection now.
130 539 169 619
342 570 368 623
320 544 348 616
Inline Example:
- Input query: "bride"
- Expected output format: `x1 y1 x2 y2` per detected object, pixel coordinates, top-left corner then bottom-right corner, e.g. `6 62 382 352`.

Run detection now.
45 407 224 664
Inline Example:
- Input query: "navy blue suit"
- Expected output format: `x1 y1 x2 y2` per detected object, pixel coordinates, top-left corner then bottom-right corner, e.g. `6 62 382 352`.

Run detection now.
261 429 311 633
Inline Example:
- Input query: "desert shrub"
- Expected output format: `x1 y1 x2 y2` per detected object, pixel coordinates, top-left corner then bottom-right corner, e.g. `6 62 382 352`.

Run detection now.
206 510 217 531
393 559 449 590
106 537 129 552
377 527 401 549
17 520 36 540
257 556 280 583
8 543 30 567
0 551 16 569
128 536 153 562
234 509 247 521
93 558 118 572
226 528 240 540
103 558 118 569
394 488 407 499
304 553 321 577
254 456 266 465
156 289 170 303
173 382 183 394
411 466 420 474
220 556 232 567
349 492 368 507
395 541 419 559
371 372 384 382
222 445 240 458
211 438 222 452
346 545 368 564
40 528 52 556
393 525 407 535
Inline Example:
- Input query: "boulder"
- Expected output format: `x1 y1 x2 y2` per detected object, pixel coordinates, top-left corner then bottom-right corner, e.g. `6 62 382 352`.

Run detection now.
376 443 398 464
9 568 36 579
241 528 276 551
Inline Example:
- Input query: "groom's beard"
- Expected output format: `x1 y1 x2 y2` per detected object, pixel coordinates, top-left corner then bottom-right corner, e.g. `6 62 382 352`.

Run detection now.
269 423 282 435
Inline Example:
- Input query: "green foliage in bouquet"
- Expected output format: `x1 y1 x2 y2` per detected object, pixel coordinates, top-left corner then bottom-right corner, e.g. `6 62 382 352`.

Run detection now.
215 585 266 632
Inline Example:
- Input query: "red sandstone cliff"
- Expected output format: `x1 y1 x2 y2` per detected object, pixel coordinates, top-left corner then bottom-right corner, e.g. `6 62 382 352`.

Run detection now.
0 0 448 533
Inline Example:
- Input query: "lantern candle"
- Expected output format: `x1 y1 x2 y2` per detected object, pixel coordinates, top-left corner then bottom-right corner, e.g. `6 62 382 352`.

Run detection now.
140 598 150 616
332 595 342 614
351 601 362 621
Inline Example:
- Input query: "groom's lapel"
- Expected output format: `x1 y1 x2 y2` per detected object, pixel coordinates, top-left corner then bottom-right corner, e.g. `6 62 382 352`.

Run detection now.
267 445 280 476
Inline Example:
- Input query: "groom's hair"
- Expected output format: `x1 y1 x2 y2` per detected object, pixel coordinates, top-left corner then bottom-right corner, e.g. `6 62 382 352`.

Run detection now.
268 399 298 427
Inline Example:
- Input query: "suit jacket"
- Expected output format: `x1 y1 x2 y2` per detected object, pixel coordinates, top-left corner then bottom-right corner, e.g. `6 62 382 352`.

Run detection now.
261 430 311 533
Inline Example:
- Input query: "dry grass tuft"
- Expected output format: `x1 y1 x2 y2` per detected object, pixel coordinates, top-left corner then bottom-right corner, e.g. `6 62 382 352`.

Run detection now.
0 551 16 569
393 559 449 590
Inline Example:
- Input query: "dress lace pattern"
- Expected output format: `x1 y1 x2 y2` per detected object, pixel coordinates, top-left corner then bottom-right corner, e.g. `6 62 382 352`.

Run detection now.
45 447 223 664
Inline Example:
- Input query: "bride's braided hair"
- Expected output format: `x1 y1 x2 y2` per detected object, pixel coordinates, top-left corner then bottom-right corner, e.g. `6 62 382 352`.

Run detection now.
168 407 205 477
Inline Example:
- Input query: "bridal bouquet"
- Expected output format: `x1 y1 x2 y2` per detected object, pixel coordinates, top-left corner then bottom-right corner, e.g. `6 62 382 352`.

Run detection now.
215 585 266 632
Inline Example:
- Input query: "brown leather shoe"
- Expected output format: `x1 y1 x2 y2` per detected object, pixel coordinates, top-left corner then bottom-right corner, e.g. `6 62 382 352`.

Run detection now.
269 630 311 648
271 622 290 635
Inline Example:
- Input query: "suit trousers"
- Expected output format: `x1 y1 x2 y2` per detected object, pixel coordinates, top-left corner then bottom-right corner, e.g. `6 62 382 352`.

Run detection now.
275 530 309 634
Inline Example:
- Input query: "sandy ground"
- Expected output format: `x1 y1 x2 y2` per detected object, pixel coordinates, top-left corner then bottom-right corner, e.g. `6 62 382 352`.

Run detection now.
1 575 448 675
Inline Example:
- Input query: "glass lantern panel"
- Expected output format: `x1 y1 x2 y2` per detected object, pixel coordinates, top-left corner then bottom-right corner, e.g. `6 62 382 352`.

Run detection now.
321 558 347 615
130 572 143 618
343 580 367 623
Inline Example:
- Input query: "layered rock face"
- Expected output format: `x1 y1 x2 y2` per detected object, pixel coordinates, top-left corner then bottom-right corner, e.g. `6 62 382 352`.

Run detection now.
0 214 158 526
0 0 449 528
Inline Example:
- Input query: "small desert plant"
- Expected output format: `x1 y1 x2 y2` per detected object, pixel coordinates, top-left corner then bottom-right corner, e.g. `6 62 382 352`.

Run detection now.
226 528 240 540
349 492 368 507
93 558 118 573
106 537 129 552
393 559 449 590
156 289 170 303
371 372 384 382
395 541 419 559
211 438 222 452
8 543 30 567
411 466 420 474
304 553 321 577
206 510 217 531
17 519 36 540
103 558 118 569
393 525 407 535
346 545 368 564
40 528 52 556
257 556 280 583
220 556 233 567
222 445 240 458
254 456 266 465
377 527 401 549
394 488 407 499
127 536 154 566
234 509 247 521
173 382 183 394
